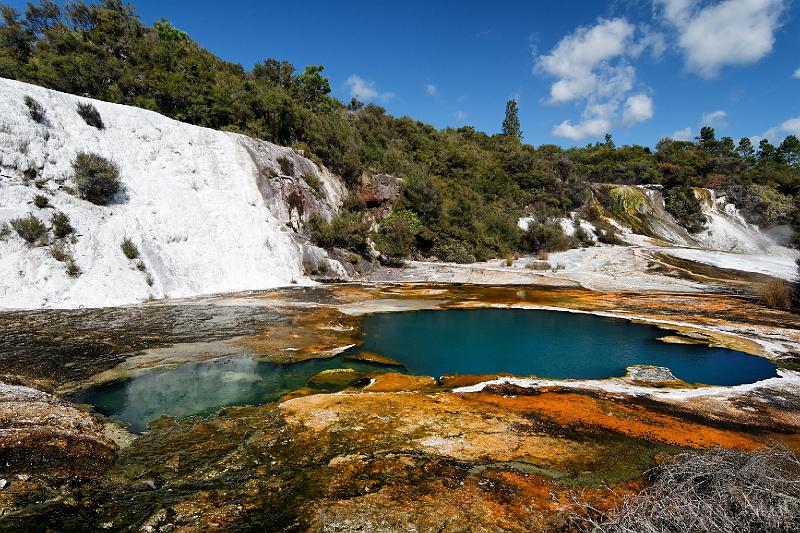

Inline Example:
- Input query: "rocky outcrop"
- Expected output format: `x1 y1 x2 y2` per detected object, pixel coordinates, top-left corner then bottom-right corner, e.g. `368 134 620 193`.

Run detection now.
0 382 117 473
361 173 401 220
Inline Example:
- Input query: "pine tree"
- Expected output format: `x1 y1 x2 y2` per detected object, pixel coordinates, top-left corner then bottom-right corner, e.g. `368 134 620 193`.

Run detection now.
502 99 521 141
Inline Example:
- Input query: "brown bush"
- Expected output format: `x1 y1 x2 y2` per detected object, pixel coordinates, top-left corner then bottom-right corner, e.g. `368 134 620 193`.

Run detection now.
760 279 792 309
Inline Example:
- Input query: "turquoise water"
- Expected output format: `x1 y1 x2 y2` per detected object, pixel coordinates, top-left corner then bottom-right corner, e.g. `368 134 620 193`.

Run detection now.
349 309 778 386
72 309 777 433
70 355 384 433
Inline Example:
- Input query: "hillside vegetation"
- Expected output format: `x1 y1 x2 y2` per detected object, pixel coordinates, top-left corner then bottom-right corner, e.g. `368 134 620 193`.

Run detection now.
1 0 799 262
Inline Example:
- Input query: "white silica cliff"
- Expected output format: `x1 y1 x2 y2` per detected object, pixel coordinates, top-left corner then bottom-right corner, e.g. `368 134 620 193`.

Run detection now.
0 78 346 309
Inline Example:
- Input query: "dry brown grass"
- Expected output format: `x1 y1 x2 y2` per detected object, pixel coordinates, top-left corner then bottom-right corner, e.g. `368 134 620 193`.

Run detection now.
760 279 792 309
537 249 549 260
575 445 800 533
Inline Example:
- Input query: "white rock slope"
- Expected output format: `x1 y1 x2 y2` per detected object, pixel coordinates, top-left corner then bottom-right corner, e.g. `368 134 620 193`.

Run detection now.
0 78 345 309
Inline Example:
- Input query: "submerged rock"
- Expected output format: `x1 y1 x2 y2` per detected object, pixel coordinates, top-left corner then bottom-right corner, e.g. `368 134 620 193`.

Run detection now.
344 351 403 366
624 365 683 386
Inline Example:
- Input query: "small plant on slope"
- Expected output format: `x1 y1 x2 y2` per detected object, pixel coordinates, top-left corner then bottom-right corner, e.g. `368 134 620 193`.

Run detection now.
76 102 104 129
277 156 294 176
10 214 47 243
51 212 74 238
24 95 48 125
32 194 49 208
73 152 121 205
120 237 139 259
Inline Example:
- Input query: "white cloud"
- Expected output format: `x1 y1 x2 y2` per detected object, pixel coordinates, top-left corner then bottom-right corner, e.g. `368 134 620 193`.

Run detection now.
536 18 635 104
793 67 800 79
761 116 800 142
552 118 611 140
346 75 394 102
622 94 654 126
453 110 469 121
656 0 784 78
670 127 694 141
425 84 438 96
700 109 728 129
536 18 658 140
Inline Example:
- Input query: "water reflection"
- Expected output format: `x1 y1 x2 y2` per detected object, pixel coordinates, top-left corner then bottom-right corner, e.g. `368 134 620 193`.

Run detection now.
73 355 384 433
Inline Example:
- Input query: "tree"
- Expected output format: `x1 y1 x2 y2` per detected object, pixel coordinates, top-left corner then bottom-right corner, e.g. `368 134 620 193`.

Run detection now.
253 58 295 90
604 133 615 148
697 126 716 149
295 64 330 107
737 137 755 161
758 139 777 164
720 136 735 155
502 99 521 141
778 135 800 166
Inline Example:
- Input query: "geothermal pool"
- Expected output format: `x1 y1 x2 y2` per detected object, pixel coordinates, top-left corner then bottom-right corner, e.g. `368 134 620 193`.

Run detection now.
351 309 778 385
73 308 778 432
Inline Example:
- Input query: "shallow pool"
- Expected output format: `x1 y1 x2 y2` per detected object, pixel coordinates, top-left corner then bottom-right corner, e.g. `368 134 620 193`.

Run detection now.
72 308 778 432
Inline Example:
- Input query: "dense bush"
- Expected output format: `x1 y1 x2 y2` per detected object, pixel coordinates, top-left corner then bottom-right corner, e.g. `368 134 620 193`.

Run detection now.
120 237 139 259
73 152 121 205
376 215 415 262
664 186 706 233
23 95 47 124
50 211 73 238
76 102 104 129
521 219 573 253
307 212 370 253
10 213 46 242
431 240 475 263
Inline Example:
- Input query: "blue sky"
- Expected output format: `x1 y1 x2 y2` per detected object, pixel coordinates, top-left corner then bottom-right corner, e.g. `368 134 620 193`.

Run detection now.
8 0 800 147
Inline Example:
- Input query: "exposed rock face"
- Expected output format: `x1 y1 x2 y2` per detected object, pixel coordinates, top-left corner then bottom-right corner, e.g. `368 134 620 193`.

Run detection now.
362 173 400 220
0 78 347 309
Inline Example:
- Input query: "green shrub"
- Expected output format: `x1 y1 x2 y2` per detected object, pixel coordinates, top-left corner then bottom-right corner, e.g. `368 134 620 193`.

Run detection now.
76 102 104 129
664 186 706 233
51 212 74 238
32 194 49 208
136 260 147 271
431 240 475 264
521 220 573 253
277 156 294 176
22 167 37 185
303 173 322 195
50 242 69 262
24 95 47 125
307 212 370 253
10 214 47 243
0 223 11 241
73 152 121 205
65 258 81 277
121 237 139 259
376 216 415 261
